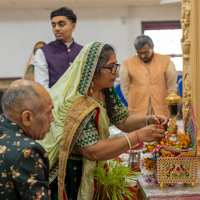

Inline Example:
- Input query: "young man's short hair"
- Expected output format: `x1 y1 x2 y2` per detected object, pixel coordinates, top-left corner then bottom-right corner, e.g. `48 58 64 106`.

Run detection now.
50 7 77 23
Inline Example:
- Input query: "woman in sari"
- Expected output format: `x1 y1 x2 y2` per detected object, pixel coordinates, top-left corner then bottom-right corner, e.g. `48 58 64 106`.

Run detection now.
37 42 168 200
23 41 46 80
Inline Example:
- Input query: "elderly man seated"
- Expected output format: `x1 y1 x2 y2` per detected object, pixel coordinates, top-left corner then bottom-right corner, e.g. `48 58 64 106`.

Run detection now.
0 80 54 199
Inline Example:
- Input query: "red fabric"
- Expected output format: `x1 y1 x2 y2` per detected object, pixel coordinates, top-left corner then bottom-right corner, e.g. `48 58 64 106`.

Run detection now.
93 108 100 198
94 108 99 128
124 142 144 154
63 190 67 200
93 179 98 198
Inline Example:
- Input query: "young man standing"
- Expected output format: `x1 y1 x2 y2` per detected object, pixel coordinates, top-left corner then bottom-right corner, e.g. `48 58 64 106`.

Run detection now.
34 7 83 90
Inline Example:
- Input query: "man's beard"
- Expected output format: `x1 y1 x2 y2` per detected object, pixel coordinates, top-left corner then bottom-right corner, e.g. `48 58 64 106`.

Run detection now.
143 52 154 63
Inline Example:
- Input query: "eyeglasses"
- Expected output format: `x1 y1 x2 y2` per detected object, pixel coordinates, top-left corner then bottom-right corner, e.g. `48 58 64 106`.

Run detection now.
102 64 121 74
136 49 150 56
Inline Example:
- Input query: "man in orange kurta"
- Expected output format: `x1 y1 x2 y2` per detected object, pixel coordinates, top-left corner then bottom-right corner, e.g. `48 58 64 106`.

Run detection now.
120 35 177 118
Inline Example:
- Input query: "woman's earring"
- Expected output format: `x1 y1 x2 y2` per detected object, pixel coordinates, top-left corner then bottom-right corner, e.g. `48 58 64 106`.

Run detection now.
90 81 94 93
90 81 94 88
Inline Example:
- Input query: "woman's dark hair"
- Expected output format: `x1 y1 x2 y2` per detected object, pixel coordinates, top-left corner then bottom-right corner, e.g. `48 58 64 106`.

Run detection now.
50 7 77 23
94 44 115 120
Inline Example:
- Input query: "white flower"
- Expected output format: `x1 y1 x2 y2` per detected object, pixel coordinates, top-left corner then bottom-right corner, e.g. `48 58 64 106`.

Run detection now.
140 152 153 159
141 168 155 176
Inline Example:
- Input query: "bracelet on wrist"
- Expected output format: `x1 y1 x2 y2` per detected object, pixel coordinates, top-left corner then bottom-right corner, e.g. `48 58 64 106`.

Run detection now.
135 130 140 143
146 115 152 126
124 134 132 149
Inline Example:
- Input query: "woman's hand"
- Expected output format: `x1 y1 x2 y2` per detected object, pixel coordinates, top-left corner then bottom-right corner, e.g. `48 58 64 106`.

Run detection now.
147 114 169 131
80 123 166 161
137 124 166 143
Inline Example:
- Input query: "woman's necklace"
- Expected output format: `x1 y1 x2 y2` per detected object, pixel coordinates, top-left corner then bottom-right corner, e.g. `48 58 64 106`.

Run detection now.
88 89 105 106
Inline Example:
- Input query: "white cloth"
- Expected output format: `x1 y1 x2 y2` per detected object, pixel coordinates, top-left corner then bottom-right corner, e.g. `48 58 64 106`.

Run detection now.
34 40 73 91
34 49 49 90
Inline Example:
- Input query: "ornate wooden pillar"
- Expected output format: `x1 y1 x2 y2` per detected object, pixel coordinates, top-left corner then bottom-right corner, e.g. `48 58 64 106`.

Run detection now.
181 0 200 167
181 0 191 122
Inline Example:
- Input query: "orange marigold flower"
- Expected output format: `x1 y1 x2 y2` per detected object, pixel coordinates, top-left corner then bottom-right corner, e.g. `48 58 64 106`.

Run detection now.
147 146 154 152
144 158 155 170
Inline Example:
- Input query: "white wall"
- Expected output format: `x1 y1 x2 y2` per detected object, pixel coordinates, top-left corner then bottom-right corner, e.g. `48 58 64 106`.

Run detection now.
0 4 181 78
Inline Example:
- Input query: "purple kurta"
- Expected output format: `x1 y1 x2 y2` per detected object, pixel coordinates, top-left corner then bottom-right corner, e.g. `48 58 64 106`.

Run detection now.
41 40 83 88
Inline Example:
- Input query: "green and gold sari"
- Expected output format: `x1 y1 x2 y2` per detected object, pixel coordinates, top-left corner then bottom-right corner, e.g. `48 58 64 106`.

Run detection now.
37 42 130 200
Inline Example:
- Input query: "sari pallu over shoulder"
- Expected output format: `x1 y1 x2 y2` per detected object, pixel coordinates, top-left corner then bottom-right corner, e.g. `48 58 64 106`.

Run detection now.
58 96 102 200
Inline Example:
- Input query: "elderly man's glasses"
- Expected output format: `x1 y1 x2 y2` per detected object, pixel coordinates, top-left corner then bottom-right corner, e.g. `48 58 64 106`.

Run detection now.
102 64 121 74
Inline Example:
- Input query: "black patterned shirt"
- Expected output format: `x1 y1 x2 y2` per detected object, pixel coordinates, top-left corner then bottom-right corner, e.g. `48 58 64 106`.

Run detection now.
0 116 51 200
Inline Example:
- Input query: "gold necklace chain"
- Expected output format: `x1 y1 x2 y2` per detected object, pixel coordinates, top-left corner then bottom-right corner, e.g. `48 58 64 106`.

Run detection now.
88 89 105 105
